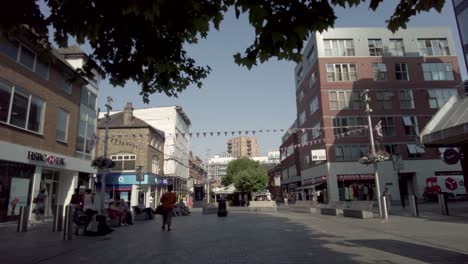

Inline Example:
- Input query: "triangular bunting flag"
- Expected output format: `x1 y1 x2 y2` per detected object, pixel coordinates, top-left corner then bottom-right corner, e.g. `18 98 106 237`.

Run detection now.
246 131 249 135
280 129 284 132
259 130 263 133
273 130 277 133
231 131 235 136
181 133 185 138
189 133 192 137
224 132 228 136
210 132 214 136
217 132 221 136
302 129 306 133
252 131 256 135
238 131 242 135
203 133 206 137
266 130 270 133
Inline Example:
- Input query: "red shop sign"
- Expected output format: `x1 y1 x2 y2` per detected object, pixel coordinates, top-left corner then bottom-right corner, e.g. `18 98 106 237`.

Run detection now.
337 174 375 181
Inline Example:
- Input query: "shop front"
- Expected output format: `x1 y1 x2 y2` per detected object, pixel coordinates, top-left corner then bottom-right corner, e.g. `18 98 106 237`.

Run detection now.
0 141 97 222
96 172 170 208
299 176 327 202
337 174 377 201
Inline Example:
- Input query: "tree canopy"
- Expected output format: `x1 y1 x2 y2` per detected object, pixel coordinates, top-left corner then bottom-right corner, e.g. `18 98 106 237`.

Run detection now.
1 0 446 102
223 158 268 193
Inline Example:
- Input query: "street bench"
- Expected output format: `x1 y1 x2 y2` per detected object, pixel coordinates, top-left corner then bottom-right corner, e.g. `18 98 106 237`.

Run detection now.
249 201 277 212
342 201 374 219
320 201 344 216
291 200 320 213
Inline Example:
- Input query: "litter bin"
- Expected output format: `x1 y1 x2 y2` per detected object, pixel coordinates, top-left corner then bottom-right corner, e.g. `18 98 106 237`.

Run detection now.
217 199 227 217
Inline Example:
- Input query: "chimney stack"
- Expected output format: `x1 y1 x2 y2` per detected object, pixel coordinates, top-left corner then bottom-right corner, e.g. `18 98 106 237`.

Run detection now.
123 102 134 125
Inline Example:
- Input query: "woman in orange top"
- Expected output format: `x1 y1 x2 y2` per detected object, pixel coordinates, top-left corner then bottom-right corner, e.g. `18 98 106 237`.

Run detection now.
160 185 177 231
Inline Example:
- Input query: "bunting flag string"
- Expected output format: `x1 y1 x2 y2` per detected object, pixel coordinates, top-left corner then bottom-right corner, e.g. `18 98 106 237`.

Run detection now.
165 125 368 138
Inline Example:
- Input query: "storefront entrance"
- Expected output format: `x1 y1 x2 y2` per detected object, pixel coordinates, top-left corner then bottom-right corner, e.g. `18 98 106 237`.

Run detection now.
40 170 60 218
337 174 376 201
0 160 35 222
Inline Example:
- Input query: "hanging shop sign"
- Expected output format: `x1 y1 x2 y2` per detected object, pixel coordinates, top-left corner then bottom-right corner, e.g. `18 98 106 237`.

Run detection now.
442 148 460 165
27 151 65 165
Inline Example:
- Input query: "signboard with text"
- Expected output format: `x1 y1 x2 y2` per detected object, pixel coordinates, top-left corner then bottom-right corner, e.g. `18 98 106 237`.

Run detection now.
311 149 326 161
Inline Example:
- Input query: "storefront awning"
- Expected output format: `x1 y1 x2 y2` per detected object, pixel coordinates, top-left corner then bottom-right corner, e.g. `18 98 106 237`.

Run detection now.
420 95 468 146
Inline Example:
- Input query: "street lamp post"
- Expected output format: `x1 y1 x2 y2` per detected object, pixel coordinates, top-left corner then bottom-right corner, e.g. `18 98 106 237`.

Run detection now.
361 90 387 219
99 96 113 213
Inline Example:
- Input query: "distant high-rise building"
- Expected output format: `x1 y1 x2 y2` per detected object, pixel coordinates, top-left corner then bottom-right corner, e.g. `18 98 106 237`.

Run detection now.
227 136 259 158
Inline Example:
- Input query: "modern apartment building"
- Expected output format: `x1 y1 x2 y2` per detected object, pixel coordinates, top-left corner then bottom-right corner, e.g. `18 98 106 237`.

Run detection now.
453 0 468 72
0 30 97 222
287 27 463 203
227 136 259 158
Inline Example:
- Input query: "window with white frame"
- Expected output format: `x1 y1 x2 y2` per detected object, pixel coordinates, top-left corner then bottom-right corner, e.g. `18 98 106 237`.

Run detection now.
380 116 396 136
304 155 310 165
402 116 419 136
323 39 355 56
296 66 303 83
389 39 405 56
310 96 319 114
422 63 454 81
56 108 69 142
335 145 369 161
309 72 316 88
298 90 304 102
372 63 387 80
418 39 450 56
61 76 73 94
368 39 383 56
395 63 409 80
376 90 393 109
301 132 308 145
111 154 136 171
399 89 415 109
407 144 425 158
152 155 160 174
299 111 306 125
312 122 321 139
0 35 49 79
329 90 361 110
427 88 458 109
332 116 367 136
326 64 358 82
0 80 44 133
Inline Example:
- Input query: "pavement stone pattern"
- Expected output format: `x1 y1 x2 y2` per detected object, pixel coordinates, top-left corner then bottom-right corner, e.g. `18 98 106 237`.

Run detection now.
1 207 468 264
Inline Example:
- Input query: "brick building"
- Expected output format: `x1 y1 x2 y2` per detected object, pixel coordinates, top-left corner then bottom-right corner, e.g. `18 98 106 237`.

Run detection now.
96 102 166 208
227 136 259 158
0 29 97 222
285 27 463 203
189 151 206 185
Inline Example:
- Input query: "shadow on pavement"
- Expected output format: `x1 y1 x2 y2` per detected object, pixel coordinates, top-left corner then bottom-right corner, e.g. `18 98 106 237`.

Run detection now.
347 239 468 264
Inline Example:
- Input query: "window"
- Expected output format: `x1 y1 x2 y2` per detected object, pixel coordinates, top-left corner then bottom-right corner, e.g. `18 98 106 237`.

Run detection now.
298 90 304 102
399 89 415 109
389 39 405 56
376 90 393 109
301 132 308 145
335 145 368 161
310 96 319 114
402 116 419 136
312 122 321 139
296 66 303 82
304 155 310 165
61 77 73 94
18 45 35 70
323 39 355 56
333 117 367 136
56 108 69 142
152 156 160 174
299 111 306 125
418 39 450 56
326 64 358 82
384 144 399 155
368 39 383 56
329 90 361 110
422 63 454 81
0 35 50 79
309 72 316 88
427 89 458 108
380 117 396 136
407 144 425 158
0 36 19 60
111 154 136 171
395 63 409 80
372 63 387 80
0 80 44 133
81 88 97 110
306 46 315 63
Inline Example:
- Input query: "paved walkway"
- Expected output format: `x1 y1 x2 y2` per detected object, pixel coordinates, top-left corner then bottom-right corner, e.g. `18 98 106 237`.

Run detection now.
1 210 468 264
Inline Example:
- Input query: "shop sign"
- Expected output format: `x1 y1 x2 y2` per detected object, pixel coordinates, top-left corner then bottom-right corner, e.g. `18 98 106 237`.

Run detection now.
442 148 459 165
337 174 375 181
27 151 65 165
311 149 326 161
435 171 463 176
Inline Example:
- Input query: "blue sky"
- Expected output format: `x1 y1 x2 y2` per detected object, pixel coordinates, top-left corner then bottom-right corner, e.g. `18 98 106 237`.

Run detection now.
90 1 467 159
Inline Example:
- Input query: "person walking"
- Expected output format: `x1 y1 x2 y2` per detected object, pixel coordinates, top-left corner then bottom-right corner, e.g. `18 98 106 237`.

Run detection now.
70 188 83 209
33 189 47 223
243 193 249 207
160 185 177 231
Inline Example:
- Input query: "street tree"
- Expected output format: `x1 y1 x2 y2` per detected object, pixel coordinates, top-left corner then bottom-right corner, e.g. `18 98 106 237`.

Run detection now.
1 0 446 102
223 158 263 186
233 166 269 194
